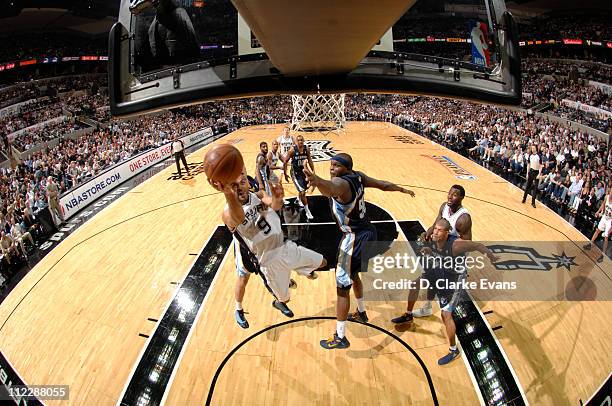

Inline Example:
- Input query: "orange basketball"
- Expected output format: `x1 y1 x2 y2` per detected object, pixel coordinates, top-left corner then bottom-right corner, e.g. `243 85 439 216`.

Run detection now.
204 143 244 185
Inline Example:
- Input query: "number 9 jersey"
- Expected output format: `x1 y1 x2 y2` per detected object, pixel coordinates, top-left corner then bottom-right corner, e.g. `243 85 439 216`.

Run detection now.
230 191 284 262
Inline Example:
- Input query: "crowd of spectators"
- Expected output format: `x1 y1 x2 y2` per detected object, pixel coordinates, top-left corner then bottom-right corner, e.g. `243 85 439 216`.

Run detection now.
520 59 612 132
516 15 611 41
388 97 610 236
0 33 107 64
522 60 611 108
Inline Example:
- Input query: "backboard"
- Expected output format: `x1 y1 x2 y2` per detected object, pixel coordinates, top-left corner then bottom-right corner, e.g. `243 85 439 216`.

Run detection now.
109 0 521 118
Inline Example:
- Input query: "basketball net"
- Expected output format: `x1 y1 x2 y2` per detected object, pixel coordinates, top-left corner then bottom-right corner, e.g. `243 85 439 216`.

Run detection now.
290 94 346 133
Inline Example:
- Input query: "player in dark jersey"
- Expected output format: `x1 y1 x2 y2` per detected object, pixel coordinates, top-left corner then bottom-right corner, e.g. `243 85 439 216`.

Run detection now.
391 219 498 365
413 185 472 317
283 134 315 220
256 141 272 195
303 153 416 349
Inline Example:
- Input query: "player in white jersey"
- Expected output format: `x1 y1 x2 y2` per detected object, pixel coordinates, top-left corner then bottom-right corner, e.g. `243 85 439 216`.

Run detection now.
413 185 472 317
277 126 295 162
584 187 612 263
212 168 328 318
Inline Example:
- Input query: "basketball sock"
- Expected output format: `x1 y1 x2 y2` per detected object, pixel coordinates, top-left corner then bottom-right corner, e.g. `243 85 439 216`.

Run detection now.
236 302 243 311
356 298 366 312
336 321 346 339
406 311 413 315
449 345 457 351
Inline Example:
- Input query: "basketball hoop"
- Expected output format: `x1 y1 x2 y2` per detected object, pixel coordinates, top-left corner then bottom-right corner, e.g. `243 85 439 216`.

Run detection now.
290 94 346 133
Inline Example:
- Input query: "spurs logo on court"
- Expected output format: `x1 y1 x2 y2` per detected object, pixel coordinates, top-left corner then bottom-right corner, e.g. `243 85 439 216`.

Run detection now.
167 161 205 181
304 140 338 162
488 245 577 271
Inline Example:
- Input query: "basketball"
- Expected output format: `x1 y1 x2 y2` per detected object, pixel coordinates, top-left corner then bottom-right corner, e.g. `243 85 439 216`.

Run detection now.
204 144 244 184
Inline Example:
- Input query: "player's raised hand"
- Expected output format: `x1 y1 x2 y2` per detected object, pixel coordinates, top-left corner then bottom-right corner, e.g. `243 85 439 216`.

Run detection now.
420 246 433 256
401 188 416 197
487 252 500 263
208 178 224 192
209 178 238 197
269 181 285 199
303 167 318 190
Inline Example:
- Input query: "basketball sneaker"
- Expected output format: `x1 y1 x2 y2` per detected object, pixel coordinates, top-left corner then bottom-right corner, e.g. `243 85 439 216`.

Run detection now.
235 310 249 329
413 301 433 317
320 333 350 350
347 310 369 323
305 208 314 220
438 348 460 365
272 300 294 317
306 271 318 280
289 279 297 289
391 312 414 324
583 243 592 250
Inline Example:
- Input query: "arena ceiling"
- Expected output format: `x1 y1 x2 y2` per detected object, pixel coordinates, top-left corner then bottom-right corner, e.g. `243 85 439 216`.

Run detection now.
0 0 609 37
506 0 612 13
0 0 118 36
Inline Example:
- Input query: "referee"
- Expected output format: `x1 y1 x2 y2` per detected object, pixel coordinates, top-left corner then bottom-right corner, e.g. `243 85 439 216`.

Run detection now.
171 135 190 177
522 144 541 208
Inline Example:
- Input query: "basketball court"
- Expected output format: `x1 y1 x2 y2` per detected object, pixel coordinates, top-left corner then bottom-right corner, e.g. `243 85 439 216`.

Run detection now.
1 0 610 404
0 122 609 405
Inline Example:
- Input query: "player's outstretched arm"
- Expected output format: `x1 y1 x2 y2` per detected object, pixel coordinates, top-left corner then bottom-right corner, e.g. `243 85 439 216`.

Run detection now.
303 167 350 200
260 182 284 211
360 172 415 196
452 239 499 263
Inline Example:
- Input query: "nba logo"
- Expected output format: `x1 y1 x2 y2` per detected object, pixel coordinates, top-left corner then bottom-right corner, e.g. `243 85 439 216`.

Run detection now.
470 21 491 67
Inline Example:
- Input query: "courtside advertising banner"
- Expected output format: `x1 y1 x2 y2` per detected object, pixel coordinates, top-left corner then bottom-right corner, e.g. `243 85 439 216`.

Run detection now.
59 127 213 219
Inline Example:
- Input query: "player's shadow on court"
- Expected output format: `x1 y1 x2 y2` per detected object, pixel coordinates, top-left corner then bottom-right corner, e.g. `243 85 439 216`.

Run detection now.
264 317 329 343
494 301 576 406
272 340 429 404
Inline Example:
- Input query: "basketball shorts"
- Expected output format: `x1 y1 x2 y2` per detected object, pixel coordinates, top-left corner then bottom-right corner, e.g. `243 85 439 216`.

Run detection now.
597 215 612 237
259 240 324 302
291 168 308 193
336 227 378 289
424 268 464 313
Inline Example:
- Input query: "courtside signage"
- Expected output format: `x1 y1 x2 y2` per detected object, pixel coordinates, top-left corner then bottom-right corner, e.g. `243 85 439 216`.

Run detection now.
424 155 477 180
59 127 213 219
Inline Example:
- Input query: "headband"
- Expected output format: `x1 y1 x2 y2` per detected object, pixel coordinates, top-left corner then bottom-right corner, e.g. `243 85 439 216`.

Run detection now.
331 155 352 170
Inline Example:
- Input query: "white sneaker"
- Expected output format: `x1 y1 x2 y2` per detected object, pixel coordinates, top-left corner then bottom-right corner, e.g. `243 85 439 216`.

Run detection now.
305 209 314 220
413 302 433 317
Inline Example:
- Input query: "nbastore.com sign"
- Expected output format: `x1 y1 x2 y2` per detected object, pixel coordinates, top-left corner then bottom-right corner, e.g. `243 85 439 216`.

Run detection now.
424 155 477 180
